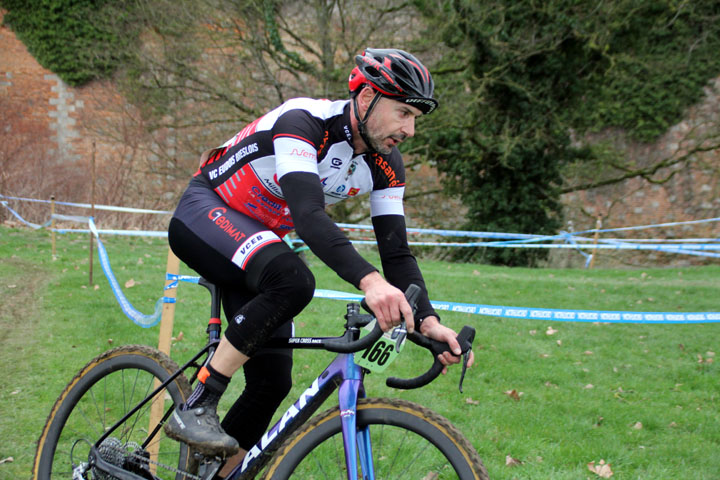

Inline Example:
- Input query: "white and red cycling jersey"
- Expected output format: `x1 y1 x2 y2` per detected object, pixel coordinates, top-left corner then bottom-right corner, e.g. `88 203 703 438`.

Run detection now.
195 98 406 237
180 97 436 320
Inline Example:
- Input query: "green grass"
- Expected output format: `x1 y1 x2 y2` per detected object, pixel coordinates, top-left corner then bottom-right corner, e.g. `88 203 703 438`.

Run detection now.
1 225 719 479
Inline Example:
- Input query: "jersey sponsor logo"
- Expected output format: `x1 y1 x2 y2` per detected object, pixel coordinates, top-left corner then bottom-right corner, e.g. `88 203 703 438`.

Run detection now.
208 207 247 243
290 148 317 160
231 231 282 269
208 142 259 180
374 155 400 187
330 158 343 169
251 186 284 213
260 173 284 198
348 187 360 196
317 129 330 157
374 193 402 201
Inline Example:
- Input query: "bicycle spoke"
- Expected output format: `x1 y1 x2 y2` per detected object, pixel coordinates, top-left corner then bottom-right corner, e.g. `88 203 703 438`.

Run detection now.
34 346 193 480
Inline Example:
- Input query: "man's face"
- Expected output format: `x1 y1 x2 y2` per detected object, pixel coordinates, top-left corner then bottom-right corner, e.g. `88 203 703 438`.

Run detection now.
364 96 422 155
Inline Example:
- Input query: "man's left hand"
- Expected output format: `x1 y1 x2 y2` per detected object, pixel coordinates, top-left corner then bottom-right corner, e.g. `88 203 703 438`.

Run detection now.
418 316 475 375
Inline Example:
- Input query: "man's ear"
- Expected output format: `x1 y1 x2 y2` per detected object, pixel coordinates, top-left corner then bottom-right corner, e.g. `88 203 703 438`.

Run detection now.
356 86 376 116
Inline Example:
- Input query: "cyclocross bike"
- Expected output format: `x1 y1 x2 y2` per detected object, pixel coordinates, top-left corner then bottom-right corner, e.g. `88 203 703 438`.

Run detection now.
33 279 488 479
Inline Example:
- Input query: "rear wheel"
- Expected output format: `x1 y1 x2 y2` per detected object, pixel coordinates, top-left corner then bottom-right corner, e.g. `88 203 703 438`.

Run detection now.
33 345 195 479
262 397 489 479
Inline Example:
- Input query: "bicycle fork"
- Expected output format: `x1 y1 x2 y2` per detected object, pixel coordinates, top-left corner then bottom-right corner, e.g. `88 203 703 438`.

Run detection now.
337 355 375 480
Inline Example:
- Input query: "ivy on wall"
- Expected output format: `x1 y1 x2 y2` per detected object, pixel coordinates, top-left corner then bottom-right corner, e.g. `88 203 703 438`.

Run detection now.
1 0 129 86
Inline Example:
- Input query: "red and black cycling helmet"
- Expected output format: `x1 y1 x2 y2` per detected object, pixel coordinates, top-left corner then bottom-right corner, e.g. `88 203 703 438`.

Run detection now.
349 48 438 115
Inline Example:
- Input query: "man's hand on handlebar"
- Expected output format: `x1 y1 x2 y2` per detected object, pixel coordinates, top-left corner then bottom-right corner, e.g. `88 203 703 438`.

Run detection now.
418 316 475 375
359 272 415 333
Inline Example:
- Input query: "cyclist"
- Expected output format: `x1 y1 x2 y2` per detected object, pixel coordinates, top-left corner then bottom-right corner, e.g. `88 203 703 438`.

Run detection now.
165 48 475 474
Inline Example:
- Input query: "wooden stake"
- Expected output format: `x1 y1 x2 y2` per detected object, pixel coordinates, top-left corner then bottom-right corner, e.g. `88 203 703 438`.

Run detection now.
589 215 603 269
158 248 180 356
89 142 96 285
147 247 181 470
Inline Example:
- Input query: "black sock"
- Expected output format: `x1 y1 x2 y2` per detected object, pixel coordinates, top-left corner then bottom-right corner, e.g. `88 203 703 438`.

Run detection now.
184 364 230 409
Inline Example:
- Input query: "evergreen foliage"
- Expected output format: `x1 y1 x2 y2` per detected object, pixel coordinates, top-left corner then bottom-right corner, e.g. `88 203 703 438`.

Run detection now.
413 0 720 266
0 0 130 86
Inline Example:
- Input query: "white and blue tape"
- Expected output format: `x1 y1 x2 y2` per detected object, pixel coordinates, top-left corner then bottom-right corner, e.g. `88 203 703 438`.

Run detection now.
310 289 720 325
3 196 719 326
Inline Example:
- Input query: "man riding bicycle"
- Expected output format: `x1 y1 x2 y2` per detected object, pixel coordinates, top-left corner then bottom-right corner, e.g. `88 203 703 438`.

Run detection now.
165 47 474 477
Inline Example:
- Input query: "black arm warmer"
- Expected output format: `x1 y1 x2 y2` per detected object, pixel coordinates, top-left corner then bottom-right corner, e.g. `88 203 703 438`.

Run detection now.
371 214 438 321
279 171 377 288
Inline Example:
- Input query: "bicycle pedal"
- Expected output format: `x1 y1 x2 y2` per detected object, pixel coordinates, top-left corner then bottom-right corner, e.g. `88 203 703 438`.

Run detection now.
197 455 224 480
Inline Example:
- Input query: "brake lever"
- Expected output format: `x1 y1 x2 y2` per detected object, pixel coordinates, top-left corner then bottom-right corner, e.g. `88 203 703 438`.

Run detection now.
459 350 470 393
455 326 475 393
390 320 407 352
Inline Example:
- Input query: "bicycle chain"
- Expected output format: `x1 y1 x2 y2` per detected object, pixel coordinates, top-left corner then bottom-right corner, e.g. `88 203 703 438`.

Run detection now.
99 443 203 480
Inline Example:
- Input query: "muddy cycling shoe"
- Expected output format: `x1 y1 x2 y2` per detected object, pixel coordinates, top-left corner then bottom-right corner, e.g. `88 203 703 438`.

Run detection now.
164 405 239 456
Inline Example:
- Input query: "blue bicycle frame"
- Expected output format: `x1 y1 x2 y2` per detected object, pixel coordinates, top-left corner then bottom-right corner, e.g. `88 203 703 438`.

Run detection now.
226 351 372 480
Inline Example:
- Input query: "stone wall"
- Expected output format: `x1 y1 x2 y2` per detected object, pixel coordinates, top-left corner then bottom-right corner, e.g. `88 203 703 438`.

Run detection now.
561 77 719 265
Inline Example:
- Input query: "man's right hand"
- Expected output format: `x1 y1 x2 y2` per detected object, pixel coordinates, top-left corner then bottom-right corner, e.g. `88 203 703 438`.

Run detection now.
358 272 415 333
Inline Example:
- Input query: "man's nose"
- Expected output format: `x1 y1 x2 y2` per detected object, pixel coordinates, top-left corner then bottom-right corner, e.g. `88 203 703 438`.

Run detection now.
401 117 415 138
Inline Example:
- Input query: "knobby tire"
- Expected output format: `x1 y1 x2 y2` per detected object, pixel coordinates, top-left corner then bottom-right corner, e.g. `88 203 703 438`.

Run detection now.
261 397 489 480
33 345 194 480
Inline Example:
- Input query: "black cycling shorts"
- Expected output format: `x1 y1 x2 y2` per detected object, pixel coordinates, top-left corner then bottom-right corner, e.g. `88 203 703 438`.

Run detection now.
170 175 294 286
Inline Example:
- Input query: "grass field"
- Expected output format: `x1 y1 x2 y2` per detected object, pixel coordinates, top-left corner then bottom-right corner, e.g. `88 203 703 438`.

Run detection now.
1 225 719 479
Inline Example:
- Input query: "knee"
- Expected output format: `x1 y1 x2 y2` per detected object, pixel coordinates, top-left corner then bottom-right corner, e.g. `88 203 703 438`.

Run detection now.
258 253 316 307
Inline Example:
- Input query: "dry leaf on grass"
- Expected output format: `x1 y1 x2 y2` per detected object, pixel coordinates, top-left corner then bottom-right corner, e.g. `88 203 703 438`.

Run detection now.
504 389 523 401
125 278 136 288
0 457 13 464
546 326 558 335
588 459 613 477
505 455 523 467
465 397 480 405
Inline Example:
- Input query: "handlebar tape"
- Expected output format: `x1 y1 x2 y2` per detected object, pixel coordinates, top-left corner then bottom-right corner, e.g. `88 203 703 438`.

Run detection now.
386 326 475 390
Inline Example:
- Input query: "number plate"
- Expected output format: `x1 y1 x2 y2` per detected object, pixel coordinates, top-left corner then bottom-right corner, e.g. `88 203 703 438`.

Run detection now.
354 320 406 373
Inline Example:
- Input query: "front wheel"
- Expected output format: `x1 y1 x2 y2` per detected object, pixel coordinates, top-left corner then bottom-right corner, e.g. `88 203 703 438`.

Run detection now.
33 345 195 479
262 397 489 479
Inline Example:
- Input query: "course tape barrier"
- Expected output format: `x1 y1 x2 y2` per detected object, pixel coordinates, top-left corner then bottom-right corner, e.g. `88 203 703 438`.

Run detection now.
311 289 720 324
163 276 720 325
3 195 719 257
3 197 719 326
0 194 172 214
89 218 164 328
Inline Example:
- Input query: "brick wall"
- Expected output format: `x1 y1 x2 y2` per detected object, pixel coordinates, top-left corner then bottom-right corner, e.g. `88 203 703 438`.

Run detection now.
1 10 87 163
1 9 158 228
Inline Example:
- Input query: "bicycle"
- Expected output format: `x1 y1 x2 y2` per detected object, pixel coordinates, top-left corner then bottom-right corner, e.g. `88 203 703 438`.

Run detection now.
33 278 489 479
